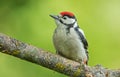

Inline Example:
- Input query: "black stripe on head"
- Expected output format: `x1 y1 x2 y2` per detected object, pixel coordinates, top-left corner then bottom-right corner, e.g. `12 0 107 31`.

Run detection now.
59 18 76 34
65 22 76 34
63 15 77 21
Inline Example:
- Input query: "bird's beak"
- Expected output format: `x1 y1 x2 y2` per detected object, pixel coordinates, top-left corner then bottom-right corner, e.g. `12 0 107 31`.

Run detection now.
49 15 59 20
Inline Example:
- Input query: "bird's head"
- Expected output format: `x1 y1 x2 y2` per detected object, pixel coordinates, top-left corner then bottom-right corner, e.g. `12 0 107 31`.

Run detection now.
50 11 77 26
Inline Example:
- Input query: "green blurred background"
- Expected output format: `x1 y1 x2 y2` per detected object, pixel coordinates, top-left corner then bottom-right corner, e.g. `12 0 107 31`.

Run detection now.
0 0 120 77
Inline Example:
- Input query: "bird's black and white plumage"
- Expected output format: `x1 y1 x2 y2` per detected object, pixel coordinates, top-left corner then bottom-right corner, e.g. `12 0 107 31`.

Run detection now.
50 11 89 65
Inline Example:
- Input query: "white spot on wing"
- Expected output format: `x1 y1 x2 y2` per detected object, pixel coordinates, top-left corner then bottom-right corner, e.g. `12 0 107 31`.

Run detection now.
79 29 86 37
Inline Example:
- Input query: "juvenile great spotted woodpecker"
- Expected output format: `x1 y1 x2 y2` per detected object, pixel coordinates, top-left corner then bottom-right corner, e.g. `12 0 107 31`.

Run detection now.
50 11 89 65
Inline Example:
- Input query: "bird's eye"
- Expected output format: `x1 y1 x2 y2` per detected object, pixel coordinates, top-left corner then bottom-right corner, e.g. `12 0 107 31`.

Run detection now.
63 16 67 20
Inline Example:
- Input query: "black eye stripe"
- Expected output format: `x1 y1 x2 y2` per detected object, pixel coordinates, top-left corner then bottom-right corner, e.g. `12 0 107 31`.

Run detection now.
59 17 76 26
59 19 63 23
65 22 76 34
62 15 77 21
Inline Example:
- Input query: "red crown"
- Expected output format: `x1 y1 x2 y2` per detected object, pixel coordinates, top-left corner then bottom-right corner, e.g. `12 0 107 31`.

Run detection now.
60 11 74 17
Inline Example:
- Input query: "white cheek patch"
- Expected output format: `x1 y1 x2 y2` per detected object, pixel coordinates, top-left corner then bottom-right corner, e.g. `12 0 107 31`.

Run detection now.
65 18 75 24
61 18 75 25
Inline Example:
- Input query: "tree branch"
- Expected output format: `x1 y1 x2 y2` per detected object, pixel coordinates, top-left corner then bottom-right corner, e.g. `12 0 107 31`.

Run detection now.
0 33 120 77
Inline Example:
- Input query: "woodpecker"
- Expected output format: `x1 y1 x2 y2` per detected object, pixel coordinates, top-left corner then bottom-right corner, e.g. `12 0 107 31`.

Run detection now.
50 11 89 65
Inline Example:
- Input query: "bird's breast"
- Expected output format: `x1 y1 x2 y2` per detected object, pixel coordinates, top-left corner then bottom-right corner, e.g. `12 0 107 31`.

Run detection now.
53 27 87 61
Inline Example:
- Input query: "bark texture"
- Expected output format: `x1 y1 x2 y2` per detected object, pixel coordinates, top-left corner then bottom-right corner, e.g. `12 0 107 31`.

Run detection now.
0 33 120 77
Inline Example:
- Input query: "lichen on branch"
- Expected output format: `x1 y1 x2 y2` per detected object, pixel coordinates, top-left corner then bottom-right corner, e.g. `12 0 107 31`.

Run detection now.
0 33 120 77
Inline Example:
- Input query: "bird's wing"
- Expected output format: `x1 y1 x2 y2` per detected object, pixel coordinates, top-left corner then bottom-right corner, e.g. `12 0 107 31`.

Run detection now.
74 26 89 64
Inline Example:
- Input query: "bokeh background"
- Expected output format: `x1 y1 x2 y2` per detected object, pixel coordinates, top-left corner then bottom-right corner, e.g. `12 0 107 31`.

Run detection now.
0 0 120 77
